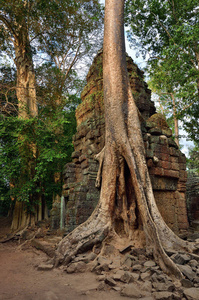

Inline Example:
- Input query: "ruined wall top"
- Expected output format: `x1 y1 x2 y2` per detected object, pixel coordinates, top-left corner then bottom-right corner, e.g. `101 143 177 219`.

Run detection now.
76 50 156 127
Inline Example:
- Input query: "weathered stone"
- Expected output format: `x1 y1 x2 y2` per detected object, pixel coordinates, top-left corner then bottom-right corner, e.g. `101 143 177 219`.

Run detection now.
193 276 199 284
149 127 162 135
139 280 152 292
119 245 133 253
97 256 112 266
151 272 171 284
65 263 76 273
112 286 122 292
97 282 107 291
188 260 198 269
95 263 109 273
37 264 54 271
141 271 152 281
168 138 178 148
122 256 133 268
177 264 195 281
105 276 117 287
183 287 199 300
120 271 134 283
113 270 126 281
171 253 190 265
130 272 140 281
152 291 174 300
97 274 106 281
65 261 87 273
146 149 154 158
159 135 168 145
132 264 142 271
181 278 194 288
152 282 175 292
109 257 121 269
121 283 143 298
170 148 180 157
162 128 172 138
144 261 156 268
186 176 199 227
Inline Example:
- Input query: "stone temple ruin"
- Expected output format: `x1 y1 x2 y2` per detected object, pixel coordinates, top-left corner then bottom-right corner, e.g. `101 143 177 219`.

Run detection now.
51 50 189 234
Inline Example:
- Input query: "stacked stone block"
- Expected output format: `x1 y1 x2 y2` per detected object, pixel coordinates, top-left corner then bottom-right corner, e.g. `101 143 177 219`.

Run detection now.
143 113 188 232
61 50 189 234
186 176 199 230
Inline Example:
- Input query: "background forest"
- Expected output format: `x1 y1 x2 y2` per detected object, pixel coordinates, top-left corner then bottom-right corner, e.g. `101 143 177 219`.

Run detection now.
0 0 198 224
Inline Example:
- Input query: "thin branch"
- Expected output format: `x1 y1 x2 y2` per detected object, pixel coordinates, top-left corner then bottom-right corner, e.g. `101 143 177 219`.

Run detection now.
167 0 178 22
0 14 16 37
61 37 82 89
0 22 15 44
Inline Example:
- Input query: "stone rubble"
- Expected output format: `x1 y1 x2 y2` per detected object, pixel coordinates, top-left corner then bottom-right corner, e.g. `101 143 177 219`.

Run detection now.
59 245 199 300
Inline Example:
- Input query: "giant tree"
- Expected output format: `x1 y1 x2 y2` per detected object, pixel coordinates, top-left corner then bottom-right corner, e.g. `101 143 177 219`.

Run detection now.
55 0 198 278
0 1 38 229
0 0 103 230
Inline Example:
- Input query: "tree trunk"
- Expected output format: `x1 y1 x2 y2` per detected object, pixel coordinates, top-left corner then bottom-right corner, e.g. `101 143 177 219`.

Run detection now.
55 0 198 277
171 93 179 147
14 30 37 118
11 24 40 231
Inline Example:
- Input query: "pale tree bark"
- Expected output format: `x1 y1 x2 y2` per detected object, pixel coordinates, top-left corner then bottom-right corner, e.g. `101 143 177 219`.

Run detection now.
11 22 40 231
14 29 37 118
171 93 179 147
196 52 199 98
55 0 199 277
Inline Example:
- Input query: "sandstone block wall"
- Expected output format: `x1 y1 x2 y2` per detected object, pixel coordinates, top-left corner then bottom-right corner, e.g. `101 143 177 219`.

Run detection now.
61 50 189 234
186 176 199 230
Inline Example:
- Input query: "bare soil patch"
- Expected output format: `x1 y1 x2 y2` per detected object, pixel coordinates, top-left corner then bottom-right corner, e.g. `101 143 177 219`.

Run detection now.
0 241 128 300
0 217 126 300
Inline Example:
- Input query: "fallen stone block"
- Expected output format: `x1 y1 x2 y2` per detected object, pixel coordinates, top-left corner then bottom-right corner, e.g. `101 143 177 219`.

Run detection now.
37 264 54 271
171 253 190 265
181 278 194 288
144 260 156 268
65 261 87 273
152 282 175 292
121 283 143 298
152 291 174 300
183 287 199 300
105 277 117 287
177 264 195 281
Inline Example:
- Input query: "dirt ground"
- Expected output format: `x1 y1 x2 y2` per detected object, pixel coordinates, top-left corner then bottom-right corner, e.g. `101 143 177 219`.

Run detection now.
0 218 128 300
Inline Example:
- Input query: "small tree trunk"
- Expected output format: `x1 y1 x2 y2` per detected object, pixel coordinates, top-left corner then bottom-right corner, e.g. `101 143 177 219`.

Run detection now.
196 51 199 98
14 32 37 118
11 25 39 231
171 93 179 146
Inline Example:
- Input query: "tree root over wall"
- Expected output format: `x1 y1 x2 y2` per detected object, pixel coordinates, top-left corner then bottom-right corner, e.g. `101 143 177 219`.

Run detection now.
54 0 199 279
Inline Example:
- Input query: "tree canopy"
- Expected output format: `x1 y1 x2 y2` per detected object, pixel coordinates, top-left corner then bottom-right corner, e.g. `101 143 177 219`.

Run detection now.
0 0 103 111
125 0 199 143
0 0 104 219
